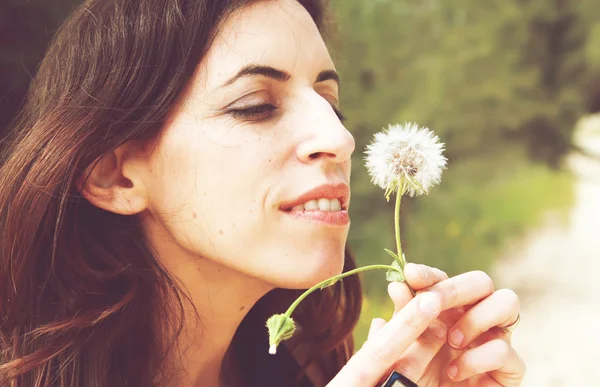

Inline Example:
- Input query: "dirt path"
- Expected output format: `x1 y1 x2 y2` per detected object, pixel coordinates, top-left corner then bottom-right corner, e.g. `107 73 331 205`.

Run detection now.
492 117 600 386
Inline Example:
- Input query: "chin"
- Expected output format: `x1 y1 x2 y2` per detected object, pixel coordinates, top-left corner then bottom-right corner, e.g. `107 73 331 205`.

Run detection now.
274 246 346 290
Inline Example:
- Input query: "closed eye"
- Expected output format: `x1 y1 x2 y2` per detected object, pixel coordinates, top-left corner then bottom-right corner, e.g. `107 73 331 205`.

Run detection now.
227 104 277 121
331 105 347 122
226 103 347 123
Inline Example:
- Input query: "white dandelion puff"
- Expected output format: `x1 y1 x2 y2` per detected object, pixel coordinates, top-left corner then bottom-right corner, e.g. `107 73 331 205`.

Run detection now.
365 122 447 197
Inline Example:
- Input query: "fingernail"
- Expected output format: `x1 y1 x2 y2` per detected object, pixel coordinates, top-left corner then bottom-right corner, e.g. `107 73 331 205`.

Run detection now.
419 293 440 315
428 322 446 339
449 328 464 348
447 364 458 379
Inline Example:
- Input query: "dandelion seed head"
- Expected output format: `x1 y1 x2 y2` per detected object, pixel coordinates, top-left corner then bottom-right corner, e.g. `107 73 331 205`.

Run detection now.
365 122 447 196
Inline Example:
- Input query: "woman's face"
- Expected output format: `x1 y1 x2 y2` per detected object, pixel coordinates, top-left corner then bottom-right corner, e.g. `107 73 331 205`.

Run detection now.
141 0 354 289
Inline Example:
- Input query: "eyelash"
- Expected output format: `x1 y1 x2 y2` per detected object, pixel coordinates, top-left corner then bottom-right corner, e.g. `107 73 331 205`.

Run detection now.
228 104 348 123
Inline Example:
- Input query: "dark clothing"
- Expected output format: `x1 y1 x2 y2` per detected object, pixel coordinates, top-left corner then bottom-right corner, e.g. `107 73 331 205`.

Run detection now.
233 313 315 387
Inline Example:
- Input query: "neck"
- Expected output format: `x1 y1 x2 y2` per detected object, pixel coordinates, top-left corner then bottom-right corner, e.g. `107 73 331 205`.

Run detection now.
170 257 272 386
144 220 273 387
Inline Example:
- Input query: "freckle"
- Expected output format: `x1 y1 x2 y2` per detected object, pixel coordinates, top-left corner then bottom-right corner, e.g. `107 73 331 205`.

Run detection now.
219 229 224 235
239 306 245 311
268 158 272 163
193 213 197 219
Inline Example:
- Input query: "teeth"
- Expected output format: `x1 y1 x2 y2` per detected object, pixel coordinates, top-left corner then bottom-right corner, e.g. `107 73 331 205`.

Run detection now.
304 200 318 210
330 198 341 211
290 198 342 212
317 198 331 211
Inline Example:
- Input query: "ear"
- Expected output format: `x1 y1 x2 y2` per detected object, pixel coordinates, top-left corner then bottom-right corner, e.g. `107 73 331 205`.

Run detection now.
78 145 149 216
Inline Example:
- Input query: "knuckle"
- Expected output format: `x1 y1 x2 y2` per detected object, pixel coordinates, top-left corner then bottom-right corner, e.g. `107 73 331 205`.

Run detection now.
445 281 460 305
405 315 421 330
404 293 439 328
419 264 431 280
404 306 425 330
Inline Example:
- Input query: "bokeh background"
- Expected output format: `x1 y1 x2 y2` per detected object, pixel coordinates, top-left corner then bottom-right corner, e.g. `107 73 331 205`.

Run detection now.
2 1 600 385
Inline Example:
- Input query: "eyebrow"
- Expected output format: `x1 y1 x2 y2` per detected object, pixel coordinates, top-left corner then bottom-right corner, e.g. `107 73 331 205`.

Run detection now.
222 64 340 88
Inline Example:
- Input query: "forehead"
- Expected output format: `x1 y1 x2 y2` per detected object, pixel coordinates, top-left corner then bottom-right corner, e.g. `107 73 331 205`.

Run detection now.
199 0 334 88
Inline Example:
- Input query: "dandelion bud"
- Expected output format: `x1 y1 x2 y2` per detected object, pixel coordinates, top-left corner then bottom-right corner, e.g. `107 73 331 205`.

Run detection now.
266 314 296 355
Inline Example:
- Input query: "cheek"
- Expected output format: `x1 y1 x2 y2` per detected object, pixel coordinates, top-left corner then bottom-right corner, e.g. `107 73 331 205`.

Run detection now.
144 121 346 285
146 126 274 256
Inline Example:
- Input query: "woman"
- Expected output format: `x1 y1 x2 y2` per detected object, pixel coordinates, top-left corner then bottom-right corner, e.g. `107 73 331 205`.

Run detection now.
0 0 525 386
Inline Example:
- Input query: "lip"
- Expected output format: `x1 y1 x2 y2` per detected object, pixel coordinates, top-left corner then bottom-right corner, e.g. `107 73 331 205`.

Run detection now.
278 182 350 212
284 209 350 226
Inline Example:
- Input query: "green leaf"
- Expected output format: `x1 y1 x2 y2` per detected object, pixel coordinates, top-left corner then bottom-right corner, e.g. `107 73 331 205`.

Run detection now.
386 260 405 282
383 248 400 261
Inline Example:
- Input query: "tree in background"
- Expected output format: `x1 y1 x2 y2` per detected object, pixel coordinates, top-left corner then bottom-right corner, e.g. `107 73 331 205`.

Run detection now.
328 0 598 278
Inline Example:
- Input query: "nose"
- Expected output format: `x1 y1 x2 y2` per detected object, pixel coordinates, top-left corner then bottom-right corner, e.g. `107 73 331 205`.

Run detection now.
295 95 355 165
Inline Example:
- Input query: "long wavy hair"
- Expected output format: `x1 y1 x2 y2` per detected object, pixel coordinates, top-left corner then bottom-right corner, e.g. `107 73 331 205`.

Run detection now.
0 0 362 386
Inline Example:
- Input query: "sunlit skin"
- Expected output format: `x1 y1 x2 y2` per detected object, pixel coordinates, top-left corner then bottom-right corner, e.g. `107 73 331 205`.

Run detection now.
138 0 353 291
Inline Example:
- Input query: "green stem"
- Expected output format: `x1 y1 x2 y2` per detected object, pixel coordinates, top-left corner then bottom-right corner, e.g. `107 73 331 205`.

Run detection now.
284 264 399 318
394 190 404 268
394 188 416 297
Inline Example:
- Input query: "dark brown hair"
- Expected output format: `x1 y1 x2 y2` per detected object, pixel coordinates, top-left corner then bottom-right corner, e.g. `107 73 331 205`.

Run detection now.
0 0 362 386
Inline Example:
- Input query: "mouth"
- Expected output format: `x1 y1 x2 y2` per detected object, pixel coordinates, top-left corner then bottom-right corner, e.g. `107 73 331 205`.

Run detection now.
278 183 350 226
279 182 350 211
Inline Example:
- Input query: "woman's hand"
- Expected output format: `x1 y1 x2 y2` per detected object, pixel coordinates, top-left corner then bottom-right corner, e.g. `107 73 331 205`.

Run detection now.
327 264 525 387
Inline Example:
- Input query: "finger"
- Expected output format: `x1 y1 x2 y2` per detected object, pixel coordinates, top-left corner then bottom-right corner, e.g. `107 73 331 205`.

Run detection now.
368 318 386 341
448 289 520 350
404 263 448 291
329 292 441 387
391 320 448 382
446 339 526 386
428 270 495 312
388 280 413 315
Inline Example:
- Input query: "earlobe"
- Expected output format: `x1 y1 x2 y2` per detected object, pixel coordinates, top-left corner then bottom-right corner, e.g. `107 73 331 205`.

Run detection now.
78 146 149 216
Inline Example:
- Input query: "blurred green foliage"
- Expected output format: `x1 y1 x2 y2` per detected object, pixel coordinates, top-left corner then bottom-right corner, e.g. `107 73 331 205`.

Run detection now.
326 0 598 345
